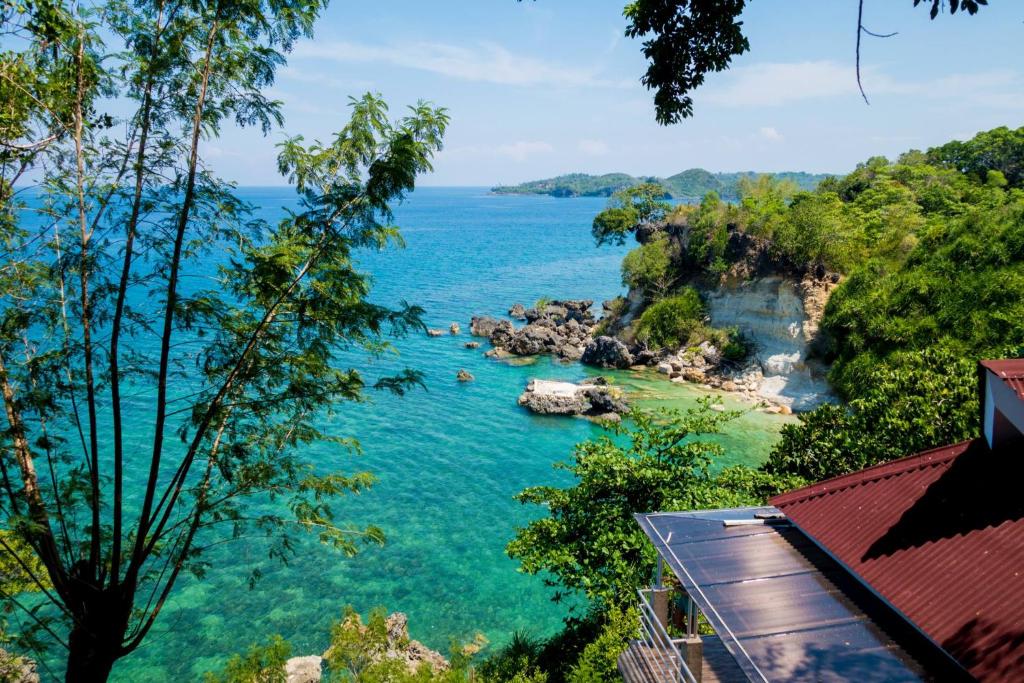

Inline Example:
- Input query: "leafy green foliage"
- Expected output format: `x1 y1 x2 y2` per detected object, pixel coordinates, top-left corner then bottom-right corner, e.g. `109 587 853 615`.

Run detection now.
507 402 805 605
822 186 1024 396
927 126 1023 188
624 0 749 124
323 607 483 683
765 348 980 481
0 0 448 675
620 0 986 124
203 636 292 683
633 289 704 350
564 605 637 683
476 632 548 683
620 235 676 298
591 183 670 247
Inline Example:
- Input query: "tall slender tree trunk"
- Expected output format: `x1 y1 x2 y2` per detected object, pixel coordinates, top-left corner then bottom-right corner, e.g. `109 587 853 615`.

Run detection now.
65 635 118 683
64 583 133 683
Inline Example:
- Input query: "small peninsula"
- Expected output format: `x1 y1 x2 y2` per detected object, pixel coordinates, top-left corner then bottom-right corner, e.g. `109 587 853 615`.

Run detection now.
492 168 831 201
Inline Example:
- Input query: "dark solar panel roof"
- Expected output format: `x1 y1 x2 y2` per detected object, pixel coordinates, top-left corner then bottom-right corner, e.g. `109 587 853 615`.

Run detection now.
636 507 969 683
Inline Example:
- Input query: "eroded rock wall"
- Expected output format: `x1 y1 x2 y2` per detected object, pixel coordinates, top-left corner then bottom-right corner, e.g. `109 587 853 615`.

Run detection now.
704 276 835 410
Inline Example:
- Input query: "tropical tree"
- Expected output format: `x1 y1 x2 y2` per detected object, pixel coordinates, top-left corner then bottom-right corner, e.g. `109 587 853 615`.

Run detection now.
764 348 980 481
591 183 670 246
507 403 803 606
620 235 676 299
0 0 447 678
621 0 988 124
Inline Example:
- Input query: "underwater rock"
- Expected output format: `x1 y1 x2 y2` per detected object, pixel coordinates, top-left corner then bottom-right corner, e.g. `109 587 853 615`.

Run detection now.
456 369 474 382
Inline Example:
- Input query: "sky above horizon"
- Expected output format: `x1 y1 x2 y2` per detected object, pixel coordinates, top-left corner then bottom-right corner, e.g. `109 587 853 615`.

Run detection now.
212 0 1024 186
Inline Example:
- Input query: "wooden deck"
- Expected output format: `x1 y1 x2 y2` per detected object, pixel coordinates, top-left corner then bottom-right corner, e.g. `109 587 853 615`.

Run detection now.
618 635 749 683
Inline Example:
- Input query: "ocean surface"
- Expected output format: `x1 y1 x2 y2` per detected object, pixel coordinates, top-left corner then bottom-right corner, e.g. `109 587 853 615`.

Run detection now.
27 187 794 680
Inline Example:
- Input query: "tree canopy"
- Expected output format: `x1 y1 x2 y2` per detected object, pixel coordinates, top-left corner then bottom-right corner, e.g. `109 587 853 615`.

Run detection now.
0 0 446 678
622 0 988 124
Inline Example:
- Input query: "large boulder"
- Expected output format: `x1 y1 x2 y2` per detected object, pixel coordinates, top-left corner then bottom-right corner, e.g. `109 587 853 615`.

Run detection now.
517 379 627 417
488 320 516 347
285 656 323 683
505 323 559 356
517 380 589 415
508 303 527 320
524 300 594 325
582 336 634 369
470 316 507 337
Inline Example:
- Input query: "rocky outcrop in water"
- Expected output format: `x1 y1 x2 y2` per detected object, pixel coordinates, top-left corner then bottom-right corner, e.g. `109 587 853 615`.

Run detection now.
508 303 527 320
477 300 597 361
517 378 627 419
456 369 474 382
470 316 507 337
581 336 634 369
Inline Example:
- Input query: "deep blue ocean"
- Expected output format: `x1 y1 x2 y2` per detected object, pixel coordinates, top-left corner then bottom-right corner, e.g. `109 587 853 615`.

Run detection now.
27 187 791 680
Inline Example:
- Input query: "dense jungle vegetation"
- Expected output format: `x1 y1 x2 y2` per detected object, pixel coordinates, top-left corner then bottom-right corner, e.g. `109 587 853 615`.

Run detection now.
591 125 1024 483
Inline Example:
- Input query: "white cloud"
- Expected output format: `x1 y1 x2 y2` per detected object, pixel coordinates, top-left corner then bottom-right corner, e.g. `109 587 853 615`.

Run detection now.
292 40 624 88
439 141 554 163
577 139 610 156
704 61 873 106
759 126 783 142
704 60 1024 109
495 141 554 162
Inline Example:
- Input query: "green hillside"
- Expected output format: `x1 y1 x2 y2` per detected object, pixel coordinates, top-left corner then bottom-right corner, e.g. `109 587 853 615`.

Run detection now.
493 168 831 201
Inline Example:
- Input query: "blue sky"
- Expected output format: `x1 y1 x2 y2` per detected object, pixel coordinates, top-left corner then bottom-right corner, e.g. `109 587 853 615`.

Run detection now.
212 0 1024 186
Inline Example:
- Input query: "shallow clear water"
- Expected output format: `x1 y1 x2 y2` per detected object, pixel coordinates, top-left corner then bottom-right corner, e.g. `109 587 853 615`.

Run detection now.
27 188 793 680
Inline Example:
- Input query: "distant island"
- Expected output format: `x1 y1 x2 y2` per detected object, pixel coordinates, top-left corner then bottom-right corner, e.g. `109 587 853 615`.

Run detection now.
492 168 833 201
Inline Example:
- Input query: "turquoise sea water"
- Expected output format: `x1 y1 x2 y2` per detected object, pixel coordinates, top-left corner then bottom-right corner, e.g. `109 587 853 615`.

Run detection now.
27 188 792 680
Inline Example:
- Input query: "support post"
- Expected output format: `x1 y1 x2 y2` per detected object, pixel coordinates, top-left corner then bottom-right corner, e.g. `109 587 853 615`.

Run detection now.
651 587 669 631
681 636 703 683
652 555 669 629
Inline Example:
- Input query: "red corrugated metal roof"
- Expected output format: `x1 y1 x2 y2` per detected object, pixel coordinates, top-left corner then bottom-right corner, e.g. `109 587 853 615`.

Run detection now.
771 438 1024 682
981 358 1024 401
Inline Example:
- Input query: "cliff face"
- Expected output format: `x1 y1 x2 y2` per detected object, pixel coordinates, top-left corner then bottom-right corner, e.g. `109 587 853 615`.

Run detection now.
602 221 840 410
704 276 835 410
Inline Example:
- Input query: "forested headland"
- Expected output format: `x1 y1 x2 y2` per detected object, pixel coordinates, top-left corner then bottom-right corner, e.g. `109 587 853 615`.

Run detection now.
492 169 829 201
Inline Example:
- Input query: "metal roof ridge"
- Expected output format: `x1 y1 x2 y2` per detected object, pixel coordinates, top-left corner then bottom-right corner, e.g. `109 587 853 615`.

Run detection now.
770 438 979 507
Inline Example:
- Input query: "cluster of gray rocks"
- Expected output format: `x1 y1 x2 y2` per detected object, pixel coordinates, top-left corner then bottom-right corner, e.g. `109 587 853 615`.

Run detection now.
470 299 649 369
429 297 803 417
464 301 638 419
471 300 596 361
655 344 792 414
